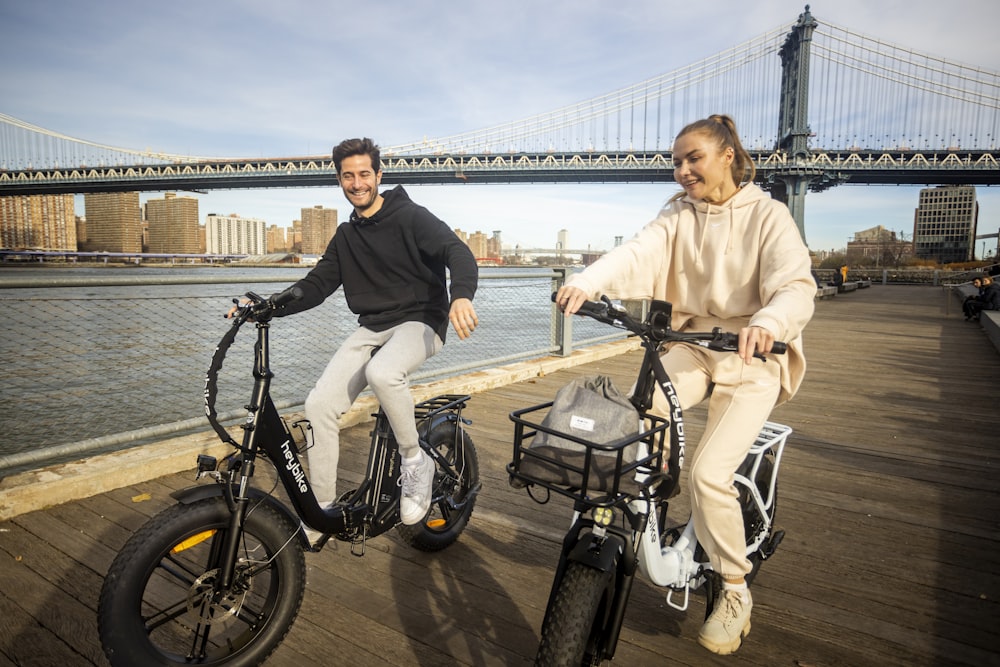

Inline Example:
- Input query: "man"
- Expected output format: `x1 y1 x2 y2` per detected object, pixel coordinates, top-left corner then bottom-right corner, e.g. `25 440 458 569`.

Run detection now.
253 137 479 542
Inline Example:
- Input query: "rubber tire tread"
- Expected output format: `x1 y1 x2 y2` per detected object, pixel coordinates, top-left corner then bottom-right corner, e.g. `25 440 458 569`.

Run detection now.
98 496 306 667
536 561 609 666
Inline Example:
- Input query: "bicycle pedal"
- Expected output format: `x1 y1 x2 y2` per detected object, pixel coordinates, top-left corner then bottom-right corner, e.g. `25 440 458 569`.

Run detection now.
760 529 785 560
308 533 333 553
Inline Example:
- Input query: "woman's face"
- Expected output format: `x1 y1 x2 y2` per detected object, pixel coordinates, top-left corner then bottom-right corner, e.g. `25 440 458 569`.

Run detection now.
672 132 735 203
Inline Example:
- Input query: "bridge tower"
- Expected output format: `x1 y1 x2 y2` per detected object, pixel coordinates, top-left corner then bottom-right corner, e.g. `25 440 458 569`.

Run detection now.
768 5 839 245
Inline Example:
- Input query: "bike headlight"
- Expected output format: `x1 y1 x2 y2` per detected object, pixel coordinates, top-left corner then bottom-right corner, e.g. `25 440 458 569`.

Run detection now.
592 506 614 527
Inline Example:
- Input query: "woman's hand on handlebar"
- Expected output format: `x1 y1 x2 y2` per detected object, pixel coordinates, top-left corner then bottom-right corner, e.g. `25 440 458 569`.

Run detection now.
554 285 590 316
739 325 776 365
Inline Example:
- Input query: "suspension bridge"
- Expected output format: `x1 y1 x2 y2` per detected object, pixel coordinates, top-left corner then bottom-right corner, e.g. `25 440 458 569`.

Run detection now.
2 6 999 241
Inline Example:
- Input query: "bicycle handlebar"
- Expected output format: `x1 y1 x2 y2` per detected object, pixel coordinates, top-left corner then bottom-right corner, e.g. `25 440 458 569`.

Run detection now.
230 285 304 324
554 292 786 357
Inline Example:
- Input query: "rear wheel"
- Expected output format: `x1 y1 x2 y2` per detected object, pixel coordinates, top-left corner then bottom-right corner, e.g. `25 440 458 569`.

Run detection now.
536 562 611 666
738 452 777 584
396 421 479 551
98 497 306 666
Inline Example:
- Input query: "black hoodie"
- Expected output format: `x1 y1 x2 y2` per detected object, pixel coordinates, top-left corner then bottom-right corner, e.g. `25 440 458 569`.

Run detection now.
278 185 478 341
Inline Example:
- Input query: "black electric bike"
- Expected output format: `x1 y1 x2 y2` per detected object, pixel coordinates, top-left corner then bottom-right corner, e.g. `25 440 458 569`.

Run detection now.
98 288 480 666
508 296 790 665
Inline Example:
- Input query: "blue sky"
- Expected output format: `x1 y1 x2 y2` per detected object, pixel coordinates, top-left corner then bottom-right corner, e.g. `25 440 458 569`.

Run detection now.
2 0 1000 255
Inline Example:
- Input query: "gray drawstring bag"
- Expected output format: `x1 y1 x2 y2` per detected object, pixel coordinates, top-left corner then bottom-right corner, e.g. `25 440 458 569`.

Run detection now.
521 375 640 490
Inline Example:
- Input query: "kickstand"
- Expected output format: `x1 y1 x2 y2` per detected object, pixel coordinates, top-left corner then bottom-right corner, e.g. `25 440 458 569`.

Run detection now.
350 525 368 557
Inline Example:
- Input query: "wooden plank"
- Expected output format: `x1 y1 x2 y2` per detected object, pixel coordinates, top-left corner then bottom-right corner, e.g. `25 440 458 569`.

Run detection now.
1 285 999 666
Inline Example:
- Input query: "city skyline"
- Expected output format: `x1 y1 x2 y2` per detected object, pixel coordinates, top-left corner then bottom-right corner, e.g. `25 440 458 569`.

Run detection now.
4 0 1000 252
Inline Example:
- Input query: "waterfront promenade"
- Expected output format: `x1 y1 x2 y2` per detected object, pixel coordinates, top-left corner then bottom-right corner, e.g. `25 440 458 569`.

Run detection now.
1 285 997 666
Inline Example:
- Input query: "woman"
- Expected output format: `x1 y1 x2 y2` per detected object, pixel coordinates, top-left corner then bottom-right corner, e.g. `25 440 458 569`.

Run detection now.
556 114 816 655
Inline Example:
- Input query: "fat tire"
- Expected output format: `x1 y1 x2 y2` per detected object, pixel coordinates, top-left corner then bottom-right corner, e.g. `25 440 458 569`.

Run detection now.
98 496 306 666
397 421 479 551
536 562 610 667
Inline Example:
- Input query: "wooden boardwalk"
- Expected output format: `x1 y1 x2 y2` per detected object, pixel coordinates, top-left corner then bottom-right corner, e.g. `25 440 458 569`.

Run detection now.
1 285 998 667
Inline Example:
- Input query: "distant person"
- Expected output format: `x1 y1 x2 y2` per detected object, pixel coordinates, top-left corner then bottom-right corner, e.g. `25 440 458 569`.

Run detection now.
830 267 844 288
556 114 815 655
228 137 479 543
811 269 822 287
967 275 1000 321
962 277 984 320
840 264 849 285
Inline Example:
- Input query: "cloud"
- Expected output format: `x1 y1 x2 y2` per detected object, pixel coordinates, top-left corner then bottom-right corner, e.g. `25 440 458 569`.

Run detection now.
8 0 1000 254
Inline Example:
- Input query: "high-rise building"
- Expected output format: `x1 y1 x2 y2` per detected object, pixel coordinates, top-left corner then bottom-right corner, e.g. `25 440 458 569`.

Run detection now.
488 231 502 258
146 193 199 254
266 224 287 253
300 205 338 254
83 192 142 252
467 231 488 259
0 194 77 250
913 185 978 264
206 213 267 255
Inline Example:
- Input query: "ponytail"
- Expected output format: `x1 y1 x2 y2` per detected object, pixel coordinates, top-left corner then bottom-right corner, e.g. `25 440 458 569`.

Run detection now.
676 114 755 185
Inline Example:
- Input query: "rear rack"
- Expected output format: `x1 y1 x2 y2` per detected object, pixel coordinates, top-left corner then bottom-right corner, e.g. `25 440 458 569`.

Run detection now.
414 394 471 420
507 401 669 507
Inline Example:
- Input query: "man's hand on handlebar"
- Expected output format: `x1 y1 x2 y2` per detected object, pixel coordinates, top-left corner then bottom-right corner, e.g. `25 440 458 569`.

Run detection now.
225 300 248 319
225 287 302 321
554 285 590 316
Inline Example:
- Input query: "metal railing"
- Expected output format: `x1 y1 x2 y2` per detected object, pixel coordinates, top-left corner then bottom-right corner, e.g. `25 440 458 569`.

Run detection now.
0 267 625 473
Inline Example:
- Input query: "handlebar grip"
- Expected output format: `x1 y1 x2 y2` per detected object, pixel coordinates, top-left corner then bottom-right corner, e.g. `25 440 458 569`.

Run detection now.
551 291 608 317
770 341 787 355
270 286 303 307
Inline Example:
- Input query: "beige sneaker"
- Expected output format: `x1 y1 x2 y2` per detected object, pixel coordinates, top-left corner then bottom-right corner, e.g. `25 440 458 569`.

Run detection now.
697 588 752 654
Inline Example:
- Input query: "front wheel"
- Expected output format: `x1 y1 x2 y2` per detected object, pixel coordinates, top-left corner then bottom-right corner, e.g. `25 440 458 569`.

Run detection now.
536 562 612 667
397 420 479 551
98 496 306 666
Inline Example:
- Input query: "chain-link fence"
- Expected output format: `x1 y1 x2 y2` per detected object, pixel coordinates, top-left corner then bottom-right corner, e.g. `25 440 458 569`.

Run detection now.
0 267 622 472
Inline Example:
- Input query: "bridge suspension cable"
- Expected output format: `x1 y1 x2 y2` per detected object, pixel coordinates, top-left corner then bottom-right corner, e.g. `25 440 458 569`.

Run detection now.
810 21 1000 149
385 24 791 156
3 15 1000 171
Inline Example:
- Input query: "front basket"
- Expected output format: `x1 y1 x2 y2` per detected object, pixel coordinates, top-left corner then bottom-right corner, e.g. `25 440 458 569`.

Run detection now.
507 401 669 505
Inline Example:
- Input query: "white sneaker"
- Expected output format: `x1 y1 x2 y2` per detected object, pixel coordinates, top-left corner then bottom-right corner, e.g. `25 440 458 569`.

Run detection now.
301 523 324 548
300 499 336 550
698 587 752 655
399 450 435 525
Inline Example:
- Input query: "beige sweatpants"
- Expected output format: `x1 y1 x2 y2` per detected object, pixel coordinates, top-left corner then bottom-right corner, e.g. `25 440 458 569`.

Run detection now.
652 343 782 579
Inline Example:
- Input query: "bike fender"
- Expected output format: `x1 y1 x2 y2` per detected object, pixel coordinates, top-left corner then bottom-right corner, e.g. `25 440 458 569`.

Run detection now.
567 533 626 573
418 412 463 437
171 484 300 530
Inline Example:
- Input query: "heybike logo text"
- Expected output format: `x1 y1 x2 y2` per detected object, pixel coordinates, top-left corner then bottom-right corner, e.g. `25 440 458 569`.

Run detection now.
280 440 309 493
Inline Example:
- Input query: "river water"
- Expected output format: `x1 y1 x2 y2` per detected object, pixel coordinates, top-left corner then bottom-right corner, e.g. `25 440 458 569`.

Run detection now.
0 265 619 467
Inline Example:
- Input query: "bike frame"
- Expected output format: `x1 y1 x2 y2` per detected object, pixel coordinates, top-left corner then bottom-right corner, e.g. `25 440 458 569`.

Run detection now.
509 296 791 660
197 293 474 557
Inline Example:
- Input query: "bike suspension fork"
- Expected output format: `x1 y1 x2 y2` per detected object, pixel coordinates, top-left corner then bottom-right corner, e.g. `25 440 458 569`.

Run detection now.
215 459 257 589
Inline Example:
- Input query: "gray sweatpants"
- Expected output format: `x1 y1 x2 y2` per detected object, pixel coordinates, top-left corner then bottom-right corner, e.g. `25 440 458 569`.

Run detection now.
304 321 443 505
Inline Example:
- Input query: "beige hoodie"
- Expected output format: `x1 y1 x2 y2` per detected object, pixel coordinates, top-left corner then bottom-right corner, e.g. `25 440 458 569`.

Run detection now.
567 183 816 405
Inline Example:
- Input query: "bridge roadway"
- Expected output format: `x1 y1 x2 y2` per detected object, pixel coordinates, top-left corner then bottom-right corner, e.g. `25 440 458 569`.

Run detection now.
3 148 1000 195
0 285 997 666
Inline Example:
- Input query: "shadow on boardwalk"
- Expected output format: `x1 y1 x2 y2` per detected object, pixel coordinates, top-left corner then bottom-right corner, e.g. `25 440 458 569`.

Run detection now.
1 285 998 666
